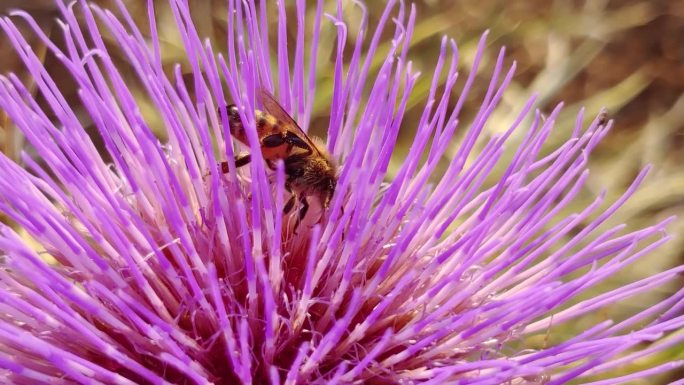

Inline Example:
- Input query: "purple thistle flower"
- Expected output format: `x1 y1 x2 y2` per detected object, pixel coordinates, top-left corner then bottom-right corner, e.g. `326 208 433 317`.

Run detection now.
0 0 682 384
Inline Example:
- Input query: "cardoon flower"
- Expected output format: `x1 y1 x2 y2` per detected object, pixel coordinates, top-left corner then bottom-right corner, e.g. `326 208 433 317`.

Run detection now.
1 0 683 384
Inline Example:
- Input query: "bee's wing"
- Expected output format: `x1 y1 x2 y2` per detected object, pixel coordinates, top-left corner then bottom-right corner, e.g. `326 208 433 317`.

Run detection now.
257 88 323 156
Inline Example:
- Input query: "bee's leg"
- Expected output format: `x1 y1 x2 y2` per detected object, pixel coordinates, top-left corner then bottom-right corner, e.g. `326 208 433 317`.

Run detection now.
235 153 251 168
283 194 297 215
221 153 251 173
294 195 309 231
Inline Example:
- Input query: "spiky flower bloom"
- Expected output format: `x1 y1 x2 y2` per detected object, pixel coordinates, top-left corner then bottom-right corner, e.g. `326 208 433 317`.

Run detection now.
0 0 682 384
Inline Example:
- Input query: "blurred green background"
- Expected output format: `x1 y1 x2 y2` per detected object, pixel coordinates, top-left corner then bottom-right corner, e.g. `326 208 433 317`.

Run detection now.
0 0 682 383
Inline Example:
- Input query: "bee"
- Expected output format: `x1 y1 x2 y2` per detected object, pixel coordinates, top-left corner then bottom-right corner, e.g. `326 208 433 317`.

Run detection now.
220 89 338 227
597 110 609 126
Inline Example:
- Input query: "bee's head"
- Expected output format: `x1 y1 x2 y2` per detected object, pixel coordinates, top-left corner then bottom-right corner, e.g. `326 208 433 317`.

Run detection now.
218 104 240 117
226 104 241 121
220 104 244 136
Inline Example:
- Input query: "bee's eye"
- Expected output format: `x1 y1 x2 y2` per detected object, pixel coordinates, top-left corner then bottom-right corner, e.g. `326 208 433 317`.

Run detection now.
227 105 240 116
218 105 241 123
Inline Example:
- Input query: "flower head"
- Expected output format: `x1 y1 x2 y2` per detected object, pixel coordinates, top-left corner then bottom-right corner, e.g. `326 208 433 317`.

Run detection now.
0 1 682 384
